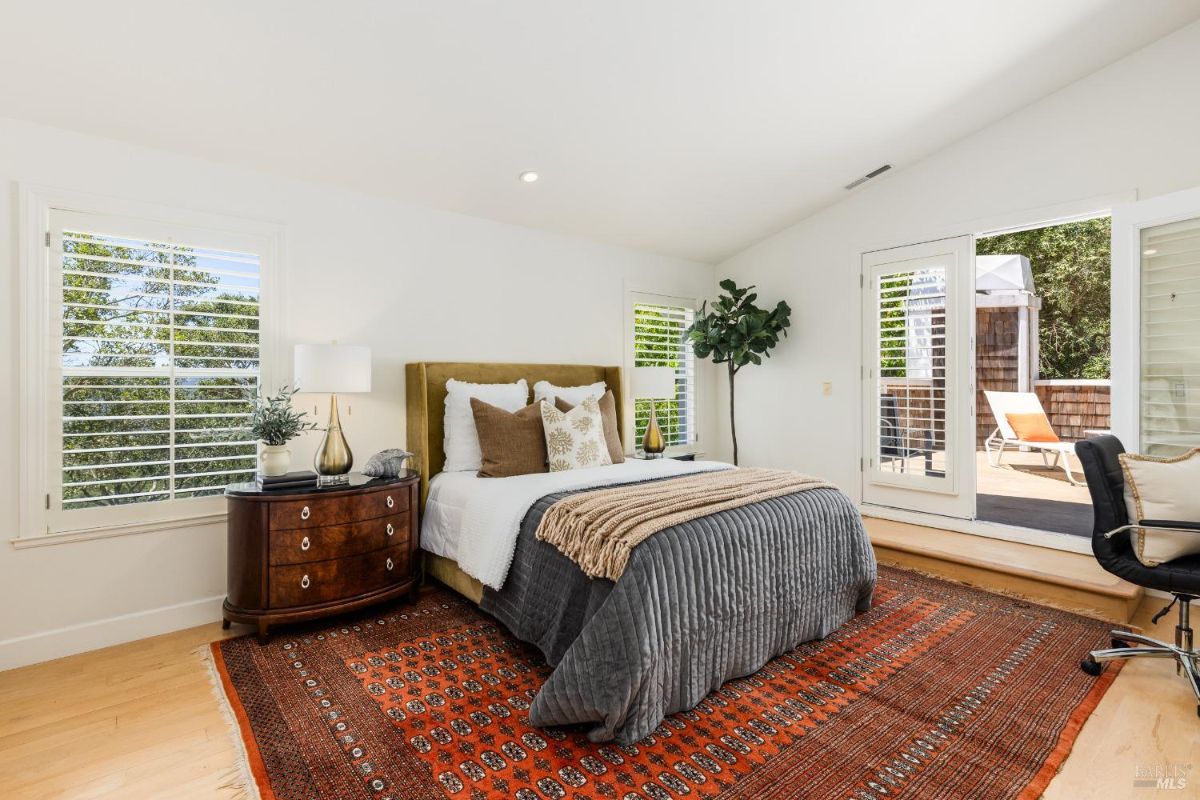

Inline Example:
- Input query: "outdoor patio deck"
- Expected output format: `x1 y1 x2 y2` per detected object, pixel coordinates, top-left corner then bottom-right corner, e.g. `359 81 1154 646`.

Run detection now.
975 447 1092 537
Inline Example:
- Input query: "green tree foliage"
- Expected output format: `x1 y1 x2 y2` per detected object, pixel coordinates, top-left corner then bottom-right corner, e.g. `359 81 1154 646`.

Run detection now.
976 217 1111 379
878 273 913 377
61 232 262 509
687 279 791 464
632 305 691 448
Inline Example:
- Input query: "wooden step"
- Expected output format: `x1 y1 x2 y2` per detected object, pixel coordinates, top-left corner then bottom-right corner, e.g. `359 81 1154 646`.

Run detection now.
865 517 1143 623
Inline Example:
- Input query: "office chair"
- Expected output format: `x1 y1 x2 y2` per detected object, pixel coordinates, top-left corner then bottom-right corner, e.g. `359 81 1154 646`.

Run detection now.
1075 435 1200 718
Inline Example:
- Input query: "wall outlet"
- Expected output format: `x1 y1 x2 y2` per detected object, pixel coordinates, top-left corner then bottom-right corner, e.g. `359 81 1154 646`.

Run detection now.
822 381 833 396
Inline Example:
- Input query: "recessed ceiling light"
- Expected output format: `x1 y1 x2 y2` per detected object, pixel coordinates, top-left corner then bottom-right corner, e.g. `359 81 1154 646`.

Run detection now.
519 171 539 183
1143 248 1158 256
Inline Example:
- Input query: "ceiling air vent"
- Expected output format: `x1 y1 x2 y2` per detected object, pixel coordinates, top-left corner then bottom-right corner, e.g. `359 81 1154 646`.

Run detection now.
844 164 892 190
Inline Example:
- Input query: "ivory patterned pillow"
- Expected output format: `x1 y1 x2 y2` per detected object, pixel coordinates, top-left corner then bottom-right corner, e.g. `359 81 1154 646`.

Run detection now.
539 396 613 472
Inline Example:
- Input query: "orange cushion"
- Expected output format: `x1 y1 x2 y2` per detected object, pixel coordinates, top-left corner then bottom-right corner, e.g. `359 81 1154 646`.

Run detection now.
1005 412 1059 442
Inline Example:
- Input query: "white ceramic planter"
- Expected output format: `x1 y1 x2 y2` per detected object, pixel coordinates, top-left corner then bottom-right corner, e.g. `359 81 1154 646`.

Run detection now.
259 444 291 477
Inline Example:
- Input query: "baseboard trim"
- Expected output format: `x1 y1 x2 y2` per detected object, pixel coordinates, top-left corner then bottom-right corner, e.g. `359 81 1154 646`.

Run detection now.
0 593 225 672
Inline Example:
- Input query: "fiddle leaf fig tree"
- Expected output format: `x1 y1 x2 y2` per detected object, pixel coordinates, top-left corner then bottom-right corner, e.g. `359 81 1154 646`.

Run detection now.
687 279 791 465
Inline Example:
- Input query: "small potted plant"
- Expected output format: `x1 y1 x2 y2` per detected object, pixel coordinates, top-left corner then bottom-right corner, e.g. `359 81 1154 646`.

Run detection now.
249 385 317 476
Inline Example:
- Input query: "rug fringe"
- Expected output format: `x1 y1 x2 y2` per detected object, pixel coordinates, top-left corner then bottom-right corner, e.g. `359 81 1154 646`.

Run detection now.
198 644 262 800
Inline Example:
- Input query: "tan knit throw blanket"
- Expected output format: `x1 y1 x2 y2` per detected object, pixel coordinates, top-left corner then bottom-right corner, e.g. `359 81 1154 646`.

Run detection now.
535 468 835 581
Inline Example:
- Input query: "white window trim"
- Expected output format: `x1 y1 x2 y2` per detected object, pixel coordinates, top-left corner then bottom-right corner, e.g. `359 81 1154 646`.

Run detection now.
15 185 285 546
624 288 701 455
1111 185 1200 452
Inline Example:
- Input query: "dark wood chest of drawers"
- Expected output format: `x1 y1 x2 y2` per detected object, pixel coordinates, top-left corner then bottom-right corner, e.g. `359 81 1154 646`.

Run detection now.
222 472 420 641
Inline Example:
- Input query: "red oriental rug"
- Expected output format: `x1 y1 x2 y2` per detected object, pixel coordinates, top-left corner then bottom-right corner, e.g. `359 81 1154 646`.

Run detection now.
209 566 1122 800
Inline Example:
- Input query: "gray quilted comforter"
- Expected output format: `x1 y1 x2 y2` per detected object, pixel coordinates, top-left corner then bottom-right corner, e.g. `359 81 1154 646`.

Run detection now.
480 481 876 743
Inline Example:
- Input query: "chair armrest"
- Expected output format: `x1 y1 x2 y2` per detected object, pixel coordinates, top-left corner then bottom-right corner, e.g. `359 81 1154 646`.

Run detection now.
1141 519 1200 531
1104 520 1200 539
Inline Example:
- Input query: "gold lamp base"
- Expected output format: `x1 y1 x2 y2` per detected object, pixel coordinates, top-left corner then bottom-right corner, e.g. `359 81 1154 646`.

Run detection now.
641 402 666 458
315 393 353 486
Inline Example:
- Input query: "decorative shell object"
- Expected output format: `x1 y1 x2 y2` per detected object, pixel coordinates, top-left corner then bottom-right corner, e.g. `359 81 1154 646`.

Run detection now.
362 448 413 478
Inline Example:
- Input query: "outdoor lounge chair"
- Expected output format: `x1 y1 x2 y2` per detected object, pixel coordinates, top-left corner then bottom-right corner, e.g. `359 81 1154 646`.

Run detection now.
983 390 1082 486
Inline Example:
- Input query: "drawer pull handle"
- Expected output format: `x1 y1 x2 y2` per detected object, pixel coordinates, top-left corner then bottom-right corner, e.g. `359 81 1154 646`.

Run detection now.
386 495 395 509
300 536 311 551
386 557 394 571
386 523 394 537
300 505 311 520
301 574 311 589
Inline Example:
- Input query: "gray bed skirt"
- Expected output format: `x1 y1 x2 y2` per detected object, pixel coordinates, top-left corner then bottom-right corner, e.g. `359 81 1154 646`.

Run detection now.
480 483 877 743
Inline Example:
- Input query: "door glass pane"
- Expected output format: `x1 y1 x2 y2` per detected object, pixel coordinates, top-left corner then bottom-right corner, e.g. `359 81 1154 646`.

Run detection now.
876 267 948 478
1141 216 1200 455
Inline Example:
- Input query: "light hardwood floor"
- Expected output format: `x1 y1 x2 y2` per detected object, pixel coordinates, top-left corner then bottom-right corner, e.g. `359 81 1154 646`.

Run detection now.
1 588 1197 798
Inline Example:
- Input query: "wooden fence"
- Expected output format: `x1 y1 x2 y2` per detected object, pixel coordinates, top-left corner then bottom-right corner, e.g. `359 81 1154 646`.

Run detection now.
1032 381 1111 442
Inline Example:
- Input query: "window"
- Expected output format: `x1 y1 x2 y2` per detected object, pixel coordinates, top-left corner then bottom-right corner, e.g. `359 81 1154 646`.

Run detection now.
1139 214 1200 456
873 266 947 476
19 196 277 540
631 294 697 451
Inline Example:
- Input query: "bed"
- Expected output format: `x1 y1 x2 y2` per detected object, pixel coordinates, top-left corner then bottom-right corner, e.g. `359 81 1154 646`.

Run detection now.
405 361 877 743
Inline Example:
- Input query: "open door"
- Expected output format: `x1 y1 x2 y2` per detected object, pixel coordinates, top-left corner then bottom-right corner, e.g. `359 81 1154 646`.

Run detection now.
862 236 975 518
1112 186 1200 455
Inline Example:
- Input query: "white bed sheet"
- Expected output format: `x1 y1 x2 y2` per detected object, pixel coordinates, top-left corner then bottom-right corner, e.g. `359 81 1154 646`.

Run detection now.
420 458 732 590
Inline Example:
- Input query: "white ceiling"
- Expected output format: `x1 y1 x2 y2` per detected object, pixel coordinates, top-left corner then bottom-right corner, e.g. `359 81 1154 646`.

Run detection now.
1 1 1198 262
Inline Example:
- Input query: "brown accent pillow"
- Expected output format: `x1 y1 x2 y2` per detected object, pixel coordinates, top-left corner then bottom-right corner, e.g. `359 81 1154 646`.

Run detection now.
469 398 548 478
555 390 625 464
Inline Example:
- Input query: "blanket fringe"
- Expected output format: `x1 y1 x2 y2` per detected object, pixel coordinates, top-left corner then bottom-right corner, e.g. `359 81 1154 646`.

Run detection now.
196 643 262 800
538 468 835 580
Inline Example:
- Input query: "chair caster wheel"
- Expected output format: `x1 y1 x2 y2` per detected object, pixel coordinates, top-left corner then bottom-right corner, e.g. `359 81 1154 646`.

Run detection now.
1080 657 1104 676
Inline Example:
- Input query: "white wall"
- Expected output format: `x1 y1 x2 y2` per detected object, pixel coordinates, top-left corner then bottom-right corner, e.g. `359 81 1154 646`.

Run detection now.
0 118 716 669
714 21 1200 490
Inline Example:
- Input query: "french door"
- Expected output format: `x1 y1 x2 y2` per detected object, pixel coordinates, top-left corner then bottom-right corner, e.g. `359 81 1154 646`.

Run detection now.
1112 186 1200 456
861 236 975 518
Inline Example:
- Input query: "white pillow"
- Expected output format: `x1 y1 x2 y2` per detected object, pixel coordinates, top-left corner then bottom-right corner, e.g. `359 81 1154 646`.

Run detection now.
540 396 613 472
1120 448 1200 566
533 380 606 407
443 379 528 472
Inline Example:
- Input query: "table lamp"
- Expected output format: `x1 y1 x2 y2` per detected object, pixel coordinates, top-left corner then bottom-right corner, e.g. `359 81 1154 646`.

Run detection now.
294 343 372 485
632 366 677 458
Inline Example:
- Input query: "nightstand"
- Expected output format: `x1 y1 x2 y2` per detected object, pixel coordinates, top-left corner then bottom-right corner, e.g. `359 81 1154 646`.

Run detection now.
222 471 420 642
633 453 697 461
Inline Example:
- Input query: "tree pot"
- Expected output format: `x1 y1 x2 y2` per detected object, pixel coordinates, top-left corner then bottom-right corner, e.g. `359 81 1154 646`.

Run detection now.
259 444 291 477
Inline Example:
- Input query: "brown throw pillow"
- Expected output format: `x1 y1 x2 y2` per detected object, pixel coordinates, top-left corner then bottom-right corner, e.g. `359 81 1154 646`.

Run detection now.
469 398 548 478
555 390 625 464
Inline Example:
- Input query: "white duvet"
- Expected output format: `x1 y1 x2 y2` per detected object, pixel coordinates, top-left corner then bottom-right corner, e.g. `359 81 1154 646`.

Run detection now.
421 459 733 590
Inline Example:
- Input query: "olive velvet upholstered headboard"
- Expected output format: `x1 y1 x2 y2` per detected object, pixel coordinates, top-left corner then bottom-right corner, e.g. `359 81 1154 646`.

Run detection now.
404 362 624 509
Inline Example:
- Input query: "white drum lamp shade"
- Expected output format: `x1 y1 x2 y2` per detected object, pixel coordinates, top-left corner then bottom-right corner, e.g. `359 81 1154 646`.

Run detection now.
293 344 371 485
294 344 372 394
632 366 677 399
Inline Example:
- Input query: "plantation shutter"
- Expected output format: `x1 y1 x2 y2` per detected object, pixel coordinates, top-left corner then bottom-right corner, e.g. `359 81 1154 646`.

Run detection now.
873 267 948 476
632 298 696 450
52 216 261 520
1140 215 1200 455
